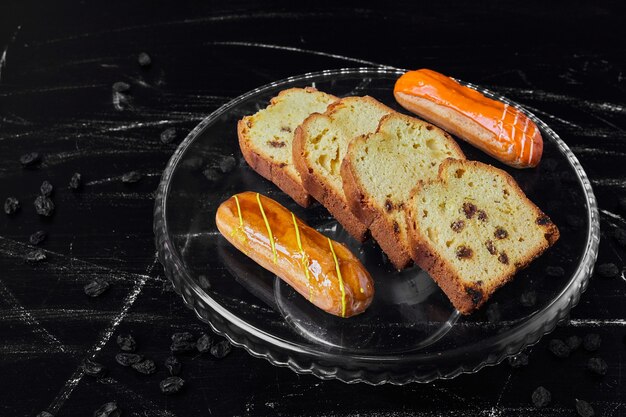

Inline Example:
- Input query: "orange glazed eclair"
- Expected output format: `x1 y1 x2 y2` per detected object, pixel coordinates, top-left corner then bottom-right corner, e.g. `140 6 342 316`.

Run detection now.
394 69 543 168
215 192 374 318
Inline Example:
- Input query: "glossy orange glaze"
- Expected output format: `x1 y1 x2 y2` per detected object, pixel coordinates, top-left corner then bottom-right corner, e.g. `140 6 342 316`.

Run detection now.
215 192 374 317
394 69 542 167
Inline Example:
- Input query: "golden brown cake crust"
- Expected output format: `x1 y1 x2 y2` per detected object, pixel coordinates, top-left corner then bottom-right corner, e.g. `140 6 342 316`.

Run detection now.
406 159 560 314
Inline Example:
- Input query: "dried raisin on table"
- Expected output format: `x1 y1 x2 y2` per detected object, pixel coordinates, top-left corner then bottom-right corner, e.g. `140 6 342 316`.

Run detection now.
587 357 607 375
596 263 619 278
121 171 142 183
29 230 47 245
19 152 41 167
25 249 47 262
548 339 570 358
160 376 184 395
93 401 121 417
566 335 582 351
34 195 55 216
583 333 601 351
219 156 237 173
507 353 529 368
69 172 82 190
40 180 54 197
197 333 213 353
546 266 565 277
531 386 551 408
519 290 537 307
575 399 595 417
171 332 195 353
84 279 110 297
4 197 20 215
132 359 156 375
138 52 152 67
165 355 181 376
116 334 136 352
210 340 232 358
115 353 144 367
82 359 106 377
112 81 130 93
160 127 177 144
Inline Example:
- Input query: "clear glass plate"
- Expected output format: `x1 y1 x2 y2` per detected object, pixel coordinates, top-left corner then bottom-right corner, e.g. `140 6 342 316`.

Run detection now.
154 68 600 384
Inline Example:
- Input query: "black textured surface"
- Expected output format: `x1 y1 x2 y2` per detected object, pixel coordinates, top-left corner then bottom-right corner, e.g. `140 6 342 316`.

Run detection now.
1 1 625 416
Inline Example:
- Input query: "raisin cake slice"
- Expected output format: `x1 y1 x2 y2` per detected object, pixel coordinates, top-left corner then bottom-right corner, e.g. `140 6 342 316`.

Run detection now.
292 96 394 241
406 159 560 314
237 87 338 207
341 113 465 269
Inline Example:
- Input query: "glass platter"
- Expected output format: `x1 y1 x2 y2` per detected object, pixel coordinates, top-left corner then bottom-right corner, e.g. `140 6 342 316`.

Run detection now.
154 68 600 384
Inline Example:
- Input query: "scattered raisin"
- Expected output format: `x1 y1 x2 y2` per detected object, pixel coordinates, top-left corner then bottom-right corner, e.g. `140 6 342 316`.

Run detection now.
171 332 196 353
82 359 106 377
138 52 152 67
197 333 213 353
498 252 509 265
93 401 121 417
385 199 393 212
546 266 565 277
280 126 291 132
548 339 570 358
587 357 607 375
614 228 626 248
477 210 487 221
583 333 601 351
121 171 142 183
485 240 497 255
4 197 20 215
219 156 237 173
19 152 41 167
596 263 619 278
115 353 144 367
392 221 400 234
29 230 47 245
451 220 465 232
494 227 508 239
202 168 221 182
112 81 130 93
575 399 595 417
268 140 285 148
566 335 582 351
456 245 473 259
462 202 477 219
132 359 156 375
165 355 181 376
84 279 110 297
69 172 82 190
160 127 177 144
39 180 54 197
536 215 552 226
160 376 185 395
520 290 537 307
210 340 232 358
531 386 551 408
508 353 529 368
116 334 136 352
25 249 47 262
34 195 55 216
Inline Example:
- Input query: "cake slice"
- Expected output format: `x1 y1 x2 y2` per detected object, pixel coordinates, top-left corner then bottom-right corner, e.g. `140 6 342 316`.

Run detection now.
292 96 394 241
341 113 465 269
406 159 560 314
237 87 338 207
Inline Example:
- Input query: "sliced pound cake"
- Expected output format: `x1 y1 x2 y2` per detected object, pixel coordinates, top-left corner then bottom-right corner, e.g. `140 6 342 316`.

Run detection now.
237 87 338 207
406 159 560 314
293 96 394 241
341 113 465 269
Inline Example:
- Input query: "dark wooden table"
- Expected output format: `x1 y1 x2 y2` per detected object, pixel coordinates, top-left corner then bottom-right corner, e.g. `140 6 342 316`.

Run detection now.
2 1 626 416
